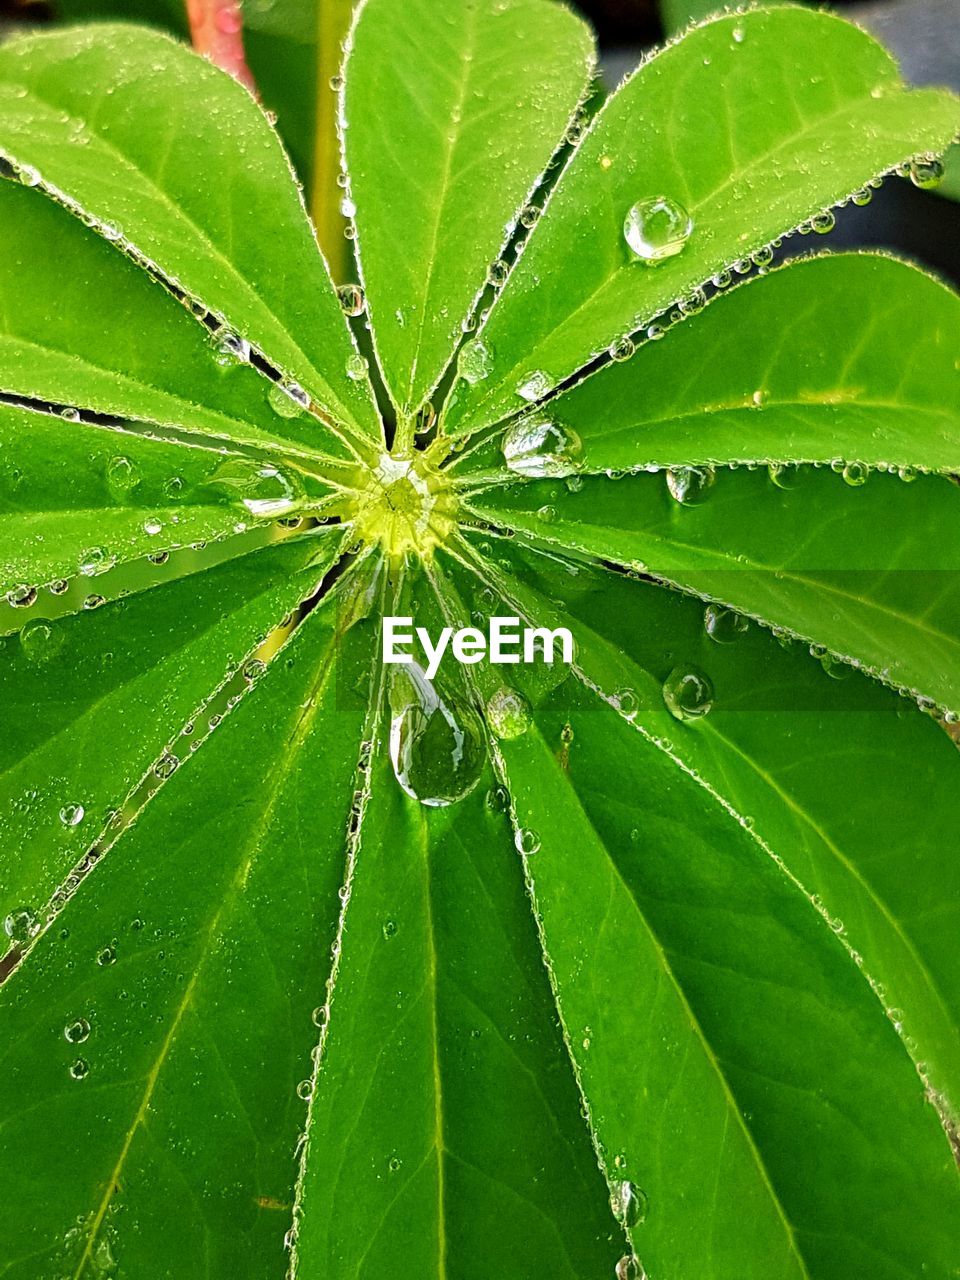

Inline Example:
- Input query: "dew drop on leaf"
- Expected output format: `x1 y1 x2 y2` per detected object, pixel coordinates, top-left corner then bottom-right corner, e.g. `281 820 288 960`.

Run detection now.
345 352 368 381
810 209 836 235
841 461 868 487
59 803 85 827
613 688 639 719
96 946 116 967
615 1253 645 1280
459 338 493 384
106 455 140 497
610 1179 648 1228
514 828 541 856
19 618 63 665
516 369 553 402
382 919 398 941
666 465 714 505
389 666 485 808
64 1018 91 1045
337 283 366 317
69 1058 90 1081
502 416 583 479
662 667 714 721
704 604 749 644
623 196 693 264
485 687 531 740
6 584 37 608
3 908 37 943
908 157 944 190
768 461 799 490
268 381 309 418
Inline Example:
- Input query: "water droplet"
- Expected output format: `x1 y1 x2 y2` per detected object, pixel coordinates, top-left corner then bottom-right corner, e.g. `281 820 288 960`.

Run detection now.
243 657 267 682
502 415 582 479
382 919 398 940
517 370 553 402
666 465 714 505
96 945 116 966
662 666 714 721
6 584 37 608
613 688 639 719
841 461 868 487
268 381 309 418
207 457 304 518
536 504 556 523
610 1179 648 1228
768 462 799 490
105 455 140 497
337 283 366 316
752 245 774 268
623 196 694 264
851 187 872 207
142 517 163 537
898 465 917 483
79 546 114 576
520 204 540 229
64 1017 91 1045
908 157 944 190
514 827 540 856
810 210 835 235
83 594 106 611
645 323 665 341
211 326 250 367
732 24 745 42
388 1155 402 1172
154 752 179 780
3 908 37 943
485 687 531 740
60 405 81 422
389 666 485 808
615 1254 644 1280
820 652 851 681
19 617 64 665
459 338 493 384
345 352 368 381
487 259 509 287
704 604 748 644
311 1006 328 1028
711 270 733 289
59 803 85 827
609 336 635 362
296 1079 313 1100
69 1058 90 1080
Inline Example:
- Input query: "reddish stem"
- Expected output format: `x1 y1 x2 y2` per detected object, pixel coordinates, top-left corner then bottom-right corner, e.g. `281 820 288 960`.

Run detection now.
185 0 257 94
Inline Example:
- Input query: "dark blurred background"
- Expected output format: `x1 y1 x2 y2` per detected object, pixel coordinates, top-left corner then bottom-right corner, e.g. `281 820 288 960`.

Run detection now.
1 0 957 284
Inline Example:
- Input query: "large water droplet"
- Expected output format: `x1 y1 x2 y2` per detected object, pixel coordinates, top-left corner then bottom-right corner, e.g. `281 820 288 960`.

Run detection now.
662 666 714 721
6 584 37 608
389 666 485 808
516 370 553 402
610 1179 648 1228
3 908 37 944
268 381 310 419
666 465 714 505
459 338 493 384
704 604 748 644
337 283 366 317
615 1255 645 1280
908 157 943 190
20 617 64 665
59 803 85 827
207 458 304 518
624 196 693 264
106 455 140 497
69 1058 90 1081
502 415 582 479
485 687 531 740
514 827 540 856
64 1017 91 1045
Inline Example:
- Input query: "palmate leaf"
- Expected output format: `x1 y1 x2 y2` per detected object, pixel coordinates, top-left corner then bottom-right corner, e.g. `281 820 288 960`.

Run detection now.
0 2 959 1279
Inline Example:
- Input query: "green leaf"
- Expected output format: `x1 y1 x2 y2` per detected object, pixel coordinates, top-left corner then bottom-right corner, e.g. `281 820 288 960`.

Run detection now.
342 0 594 419
471 466 960 716
455 536 960 1116
0 182 355 466
453 253 960 477
0 532 342 955
0 23 382 450
0 570 375 1277
442 6 960 434
497 676 960 1279
295 742 618 1278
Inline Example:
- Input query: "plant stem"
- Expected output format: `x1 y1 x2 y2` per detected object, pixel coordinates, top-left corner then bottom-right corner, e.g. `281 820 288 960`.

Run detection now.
311 0 355 281
185 0 257 93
